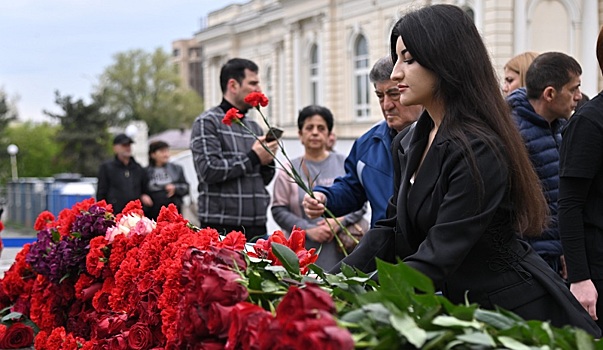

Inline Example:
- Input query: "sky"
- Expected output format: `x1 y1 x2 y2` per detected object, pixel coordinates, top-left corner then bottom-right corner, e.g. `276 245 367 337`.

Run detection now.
0 0 244 123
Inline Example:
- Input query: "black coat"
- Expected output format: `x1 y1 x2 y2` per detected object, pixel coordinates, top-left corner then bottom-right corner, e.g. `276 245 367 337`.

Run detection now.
334 114 600 336
96 156 147 214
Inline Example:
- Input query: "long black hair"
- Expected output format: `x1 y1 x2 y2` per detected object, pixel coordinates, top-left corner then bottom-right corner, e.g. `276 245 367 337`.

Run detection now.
390 4 546 236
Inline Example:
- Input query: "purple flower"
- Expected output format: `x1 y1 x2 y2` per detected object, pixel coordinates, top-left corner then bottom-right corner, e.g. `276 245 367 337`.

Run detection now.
26 205 115 284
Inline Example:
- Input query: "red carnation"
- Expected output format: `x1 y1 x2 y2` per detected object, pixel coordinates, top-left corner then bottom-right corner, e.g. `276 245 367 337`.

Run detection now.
0 323 34 349
219 231 247 251
34 211 55 231
244 92 269 107
222 108 243 126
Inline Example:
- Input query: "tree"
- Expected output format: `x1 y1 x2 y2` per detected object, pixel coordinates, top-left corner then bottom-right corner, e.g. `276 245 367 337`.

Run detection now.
44 92 113 177
0 89 18 133
0 122 68 183
96 48 204 135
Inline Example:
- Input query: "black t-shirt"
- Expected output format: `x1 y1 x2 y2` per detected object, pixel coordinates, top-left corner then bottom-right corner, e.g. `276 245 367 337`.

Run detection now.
559 92 603 282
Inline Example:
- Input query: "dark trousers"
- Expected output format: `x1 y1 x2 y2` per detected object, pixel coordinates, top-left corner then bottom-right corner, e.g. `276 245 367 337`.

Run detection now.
205 223 268 243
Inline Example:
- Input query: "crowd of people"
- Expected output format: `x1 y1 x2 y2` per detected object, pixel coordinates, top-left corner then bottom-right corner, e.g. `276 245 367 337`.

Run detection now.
94 3 603 337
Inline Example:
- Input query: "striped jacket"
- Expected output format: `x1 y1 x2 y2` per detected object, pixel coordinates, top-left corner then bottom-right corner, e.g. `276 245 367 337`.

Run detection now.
190 99 275 227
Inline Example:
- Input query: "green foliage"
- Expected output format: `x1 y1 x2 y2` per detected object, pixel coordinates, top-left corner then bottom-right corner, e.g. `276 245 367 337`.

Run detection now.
44 92 113 177
0 122 69 183
0 89 18 134
96 48 204 135
328 259 603 349
242 242 602 349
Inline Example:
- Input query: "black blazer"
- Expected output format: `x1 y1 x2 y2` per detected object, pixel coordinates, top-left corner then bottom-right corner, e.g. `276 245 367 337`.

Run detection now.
335 114 600 336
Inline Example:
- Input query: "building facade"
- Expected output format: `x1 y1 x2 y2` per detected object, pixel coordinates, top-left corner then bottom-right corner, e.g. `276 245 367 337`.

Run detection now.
188 0 602 138
172 39 204 98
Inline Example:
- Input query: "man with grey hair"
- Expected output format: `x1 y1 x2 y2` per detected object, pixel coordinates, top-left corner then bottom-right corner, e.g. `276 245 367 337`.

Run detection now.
303 56 423 227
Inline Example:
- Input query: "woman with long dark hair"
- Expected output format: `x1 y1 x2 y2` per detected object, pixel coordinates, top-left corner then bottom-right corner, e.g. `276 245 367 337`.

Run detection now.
330 4 599 335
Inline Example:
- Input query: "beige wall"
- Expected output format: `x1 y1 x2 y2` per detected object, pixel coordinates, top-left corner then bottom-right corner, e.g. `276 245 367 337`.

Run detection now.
191 0 603 138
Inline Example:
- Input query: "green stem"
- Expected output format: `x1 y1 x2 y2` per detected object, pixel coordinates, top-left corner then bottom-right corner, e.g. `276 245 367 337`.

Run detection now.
237 109 358 255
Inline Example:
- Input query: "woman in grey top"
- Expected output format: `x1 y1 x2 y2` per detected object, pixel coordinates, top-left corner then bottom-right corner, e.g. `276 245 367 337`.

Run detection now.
271 105 366 270
144 141 189 220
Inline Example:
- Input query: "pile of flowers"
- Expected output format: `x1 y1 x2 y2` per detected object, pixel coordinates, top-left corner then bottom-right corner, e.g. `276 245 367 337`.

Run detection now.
0 181 600 348
0 199 354 349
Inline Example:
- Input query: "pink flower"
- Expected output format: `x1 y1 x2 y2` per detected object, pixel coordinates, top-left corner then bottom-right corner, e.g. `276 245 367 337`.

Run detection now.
105 213 156 242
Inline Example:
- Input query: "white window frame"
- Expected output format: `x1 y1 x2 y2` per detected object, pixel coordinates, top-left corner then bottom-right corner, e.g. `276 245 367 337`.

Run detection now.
353 34 370 119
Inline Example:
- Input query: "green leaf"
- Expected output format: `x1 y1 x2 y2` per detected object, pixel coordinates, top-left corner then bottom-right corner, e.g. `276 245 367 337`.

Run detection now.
422 330 455 350
1 312 22 323
390 313 427 348
51 229 61 242
307 264 326 279
21 318 39 335
456 332 496 347
0 305 13 315
431 315 481 329
497 336 532 350
271 243 300 276
340 263 356 277
361 303 392 324
376 258 434 294
260 280 282 293
575 328 596 350
474 308 516 330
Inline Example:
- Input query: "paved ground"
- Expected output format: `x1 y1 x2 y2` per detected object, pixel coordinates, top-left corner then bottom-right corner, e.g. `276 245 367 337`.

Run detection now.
0 226 36 276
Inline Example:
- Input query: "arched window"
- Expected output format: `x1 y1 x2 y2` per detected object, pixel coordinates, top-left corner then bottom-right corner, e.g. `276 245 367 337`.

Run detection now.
309 44 319 105
353 35 370 118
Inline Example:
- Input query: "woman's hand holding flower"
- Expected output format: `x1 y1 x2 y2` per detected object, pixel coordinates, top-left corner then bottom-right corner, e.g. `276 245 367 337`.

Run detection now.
305 224 333 243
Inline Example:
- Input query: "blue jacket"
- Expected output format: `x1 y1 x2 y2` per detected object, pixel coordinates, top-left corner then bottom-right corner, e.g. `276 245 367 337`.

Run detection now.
314 120 396 227
508 88 566 264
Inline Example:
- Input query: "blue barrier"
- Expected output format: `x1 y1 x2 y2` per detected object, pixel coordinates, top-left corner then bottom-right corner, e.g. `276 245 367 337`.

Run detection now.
2 237 37 248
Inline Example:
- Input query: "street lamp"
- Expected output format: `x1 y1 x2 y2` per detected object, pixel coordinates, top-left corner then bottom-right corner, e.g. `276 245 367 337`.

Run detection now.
7 144 19 181
125 124 139 138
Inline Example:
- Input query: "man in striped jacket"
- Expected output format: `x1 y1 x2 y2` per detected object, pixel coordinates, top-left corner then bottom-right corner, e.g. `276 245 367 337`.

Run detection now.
190 58 278 241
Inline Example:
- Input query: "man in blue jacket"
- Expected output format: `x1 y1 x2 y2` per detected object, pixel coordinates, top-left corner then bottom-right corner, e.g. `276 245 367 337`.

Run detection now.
507 52 582 276
302 56 422 227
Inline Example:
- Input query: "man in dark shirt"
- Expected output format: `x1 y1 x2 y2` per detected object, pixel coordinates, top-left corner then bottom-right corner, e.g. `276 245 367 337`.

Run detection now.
507 52 582 276
97 133 151 214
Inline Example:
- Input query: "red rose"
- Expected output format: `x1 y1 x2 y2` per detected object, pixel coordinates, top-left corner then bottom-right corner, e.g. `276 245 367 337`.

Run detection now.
226 302 273 350
205 303 234 337
92 313 128 339
127 322 154 350
244 92 269 107
0 323 34 349
109 333 129 350
199 339 227 349
222 108 243 126
199 265 249 305
210 246 247 270
276 284 335 323
289 310 354 350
